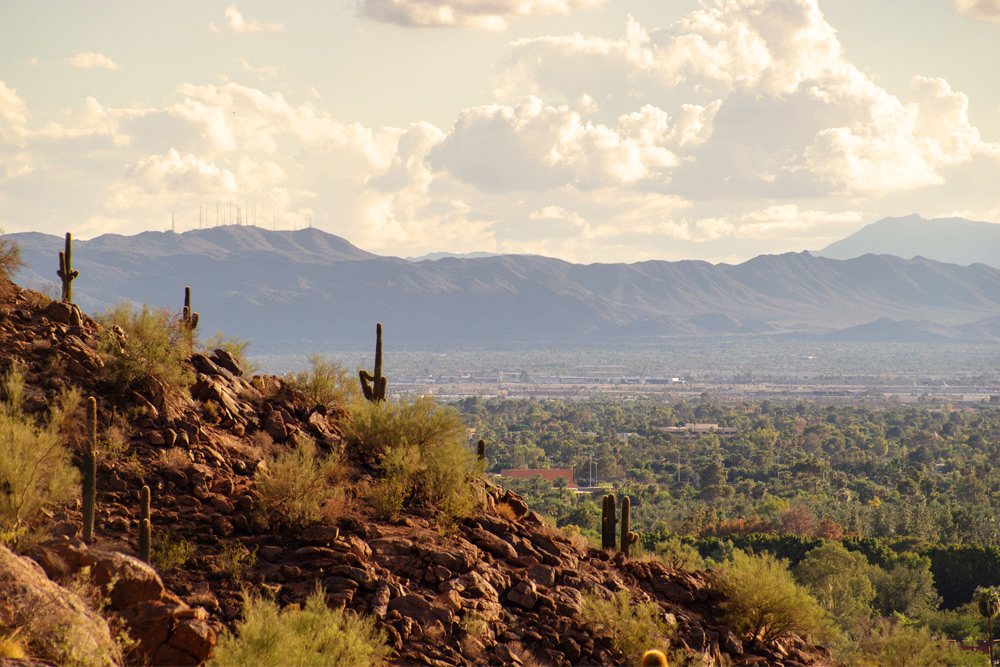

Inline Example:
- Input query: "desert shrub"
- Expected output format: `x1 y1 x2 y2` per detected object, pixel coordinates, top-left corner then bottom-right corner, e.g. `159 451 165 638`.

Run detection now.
653 537 706 571
254 436 341 527
579 589 673 664
211 586 390 667
151 532 195 571
713 549 829 645
856 617 985 667
345 397 481 522
97 302 194 393
0 364 80 546
218 543 257 583
0 231 24 281
201 331 260 375
289 354 355 410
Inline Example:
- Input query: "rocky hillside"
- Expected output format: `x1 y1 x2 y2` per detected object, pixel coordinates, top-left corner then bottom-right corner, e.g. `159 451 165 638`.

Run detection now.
0 277 837 667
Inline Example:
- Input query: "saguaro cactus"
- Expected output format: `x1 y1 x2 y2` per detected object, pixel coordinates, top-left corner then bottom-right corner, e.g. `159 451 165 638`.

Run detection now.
181 286 199 332
56 232 79 303
477 439 486 462
359 322 386 402
138 485 151 563
82 397 97 545
601 494 617 550
620 495 638 557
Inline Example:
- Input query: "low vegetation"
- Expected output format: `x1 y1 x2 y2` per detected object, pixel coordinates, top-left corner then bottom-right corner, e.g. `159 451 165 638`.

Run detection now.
344 396 481 522
96 302 194 393
211 587 390 667
713 550 829 645
0 364 80 546
289 353 355 411
254 435 342 528
578 589 673 664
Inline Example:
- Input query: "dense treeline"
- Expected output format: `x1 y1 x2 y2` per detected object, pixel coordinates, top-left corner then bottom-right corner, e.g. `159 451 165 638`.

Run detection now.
456 396 1000 661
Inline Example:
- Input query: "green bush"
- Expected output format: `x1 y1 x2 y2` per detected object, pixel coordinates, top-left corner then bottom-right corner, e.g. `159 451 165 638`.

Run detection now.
856 618 986 667
255 435 341 527
96 302 194 393
289 354 355 410
0 364 80 545
211 587 390 667
345 397 481 522
578 590 673 664
151 532 195 571
713 549 829 645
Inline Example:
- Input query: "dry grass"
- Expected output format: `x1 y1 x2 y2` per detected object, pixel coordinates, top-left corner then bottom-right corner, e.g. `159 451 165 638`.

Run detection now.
494 502 518 522
158 447 191 472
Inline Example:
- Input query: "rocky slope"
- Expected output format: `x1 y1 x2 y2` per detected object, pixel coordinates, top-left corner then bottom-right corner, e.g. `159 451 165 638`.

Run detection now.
0 278 837 667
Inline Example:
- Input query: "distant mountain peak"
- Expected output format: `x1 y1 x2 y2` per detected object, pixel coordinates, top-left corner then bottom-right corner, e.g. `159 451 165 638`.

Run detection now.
817 215 1000 268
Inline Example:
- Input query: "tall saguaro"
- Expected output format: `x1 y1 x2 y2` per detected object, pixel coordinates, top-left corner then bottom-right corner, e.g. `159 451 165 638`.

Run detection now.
56 233 79 303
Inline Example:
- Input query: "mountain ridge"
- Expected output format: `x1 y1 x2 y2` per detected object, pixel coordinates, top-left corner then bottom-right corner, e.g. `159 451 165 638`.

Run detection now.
8 225 1000 347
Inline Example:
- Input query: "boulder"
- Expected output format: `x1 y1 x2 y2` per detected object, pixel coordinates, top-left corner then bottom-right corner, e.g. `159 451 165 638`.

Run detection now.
0 545 120 665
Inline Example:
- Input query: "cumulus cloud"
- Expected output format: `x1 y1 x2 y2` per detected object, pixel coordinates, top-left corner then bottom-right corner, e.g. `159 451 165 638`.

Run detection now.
62 52 119 70
209 4 285 33
429 97 682 192
356 0 607 30
953 0 1000 21
693 205 862 241
497 0 1000 201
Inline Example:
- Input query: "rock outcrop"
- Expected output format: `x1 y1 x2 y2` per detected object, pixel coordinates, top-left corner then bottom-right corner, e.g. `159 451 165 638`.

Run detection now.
0 279 837 667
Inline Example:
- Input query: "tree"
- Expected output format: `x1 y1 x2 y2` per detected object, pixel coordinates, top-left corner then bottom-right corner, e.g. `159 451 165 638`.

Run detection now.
979 587 999 667
794 543 875 634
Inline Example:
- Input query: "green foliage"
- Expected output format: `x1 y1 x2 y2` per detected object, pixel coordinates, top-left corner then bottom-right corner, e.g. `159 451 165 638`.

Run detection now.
0 364 80 545
579 590 673 665
856 618 985 667
870 553 940 617
151 532 195 571
97 301 195 393
652 537 706 571
345 397 480 522
713 550 829 645
794 543 875 634
218 543 257 583
289 354 355 410
254 435 341 528
211 587 390 667
925 545 1000 609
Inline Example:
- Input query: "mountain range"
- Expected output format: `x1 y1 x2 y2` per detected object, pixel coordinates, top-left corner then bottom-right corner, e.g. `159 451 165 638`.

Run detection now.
818 214 1000 267
8 219 1000 347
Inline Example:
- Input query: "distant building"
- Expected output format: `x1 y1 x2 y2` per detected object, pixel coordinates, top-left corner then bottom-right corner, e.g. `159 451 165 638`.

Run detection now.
500 468 577 488
658 423 737 438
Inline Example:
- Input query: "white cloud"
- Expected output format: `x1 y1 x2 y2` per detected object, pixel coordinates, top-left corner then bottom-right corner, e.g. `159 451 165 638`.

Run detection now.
498 0 1000 200
209 4 285 33
692 205 861 241
237 58 282 82
429 96 681 192
356 0 607 30
62 52 119 70
953 0 1000 22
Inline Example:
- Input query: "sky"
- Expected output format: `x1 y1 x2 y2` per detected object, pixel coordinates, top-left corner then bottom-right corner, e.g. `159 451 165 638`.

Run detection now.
2 0 1000 264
